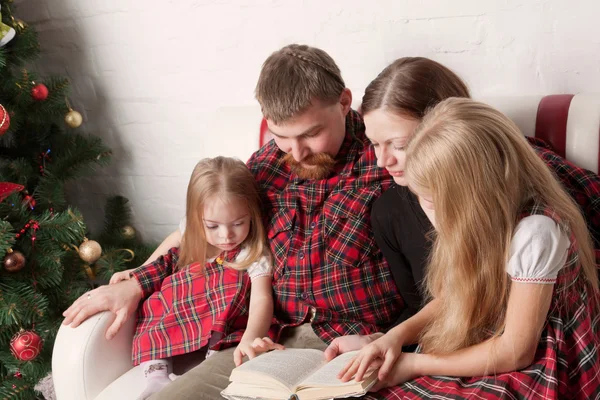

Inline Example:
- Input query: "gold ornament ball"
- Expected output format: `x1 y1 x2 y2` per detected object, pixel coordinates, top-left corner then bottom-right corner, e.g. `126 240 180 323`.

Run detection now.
65 110 83 128
120 225 136 240
3 250 26 272
78 239 102 264
13 19 27 33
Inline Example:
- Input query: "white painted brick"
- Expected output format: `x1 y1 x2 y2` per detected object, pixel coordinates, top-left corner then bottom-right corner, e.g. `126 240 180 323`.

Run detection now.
14 0 600 242
14 0 50 23
46 1 83 20
68 76 98 103
36 24 82 52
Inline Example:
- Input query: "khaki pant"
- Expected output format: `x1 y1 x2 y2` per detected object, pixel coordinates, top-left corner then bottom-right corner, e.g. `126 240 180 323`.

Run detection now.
150 324 327 400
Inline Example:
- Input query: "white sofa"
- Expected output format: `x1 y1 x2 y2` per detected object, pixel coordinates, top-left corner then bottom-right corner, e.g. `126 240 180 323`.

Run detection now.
52 94 600 400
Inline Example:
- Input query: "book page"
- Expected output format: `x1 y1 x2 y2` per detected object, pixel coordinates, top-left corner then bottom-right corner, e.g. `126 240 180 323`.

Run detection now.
230 349 326 391
300 351 372 388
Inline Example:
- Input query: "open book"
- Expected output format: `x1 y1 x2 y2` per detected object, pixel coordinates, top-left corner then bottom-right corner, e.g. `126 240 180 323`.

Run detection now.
220 349 377 400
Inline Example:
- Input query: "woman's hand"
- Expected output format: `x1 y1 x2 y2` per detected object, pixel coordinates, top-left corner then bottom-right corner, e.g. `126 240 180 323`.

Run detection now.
369 352 420 392
338 331 405 382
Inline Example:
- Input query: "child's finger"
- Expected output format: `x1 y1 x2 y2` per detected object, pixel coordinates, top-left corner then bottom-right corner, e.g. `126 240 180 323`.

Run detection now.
233 348 243 366
259 337 284 351
261 337 275 345
270 343 285 350
245 346 257 359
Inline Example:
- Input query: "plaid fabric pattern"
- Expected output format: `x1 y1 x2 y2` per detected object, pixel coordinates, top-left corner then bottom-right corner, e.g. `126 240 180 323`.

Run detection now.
246 110 402 344
528 136 600 252
131 247 252 365
365 204 600 400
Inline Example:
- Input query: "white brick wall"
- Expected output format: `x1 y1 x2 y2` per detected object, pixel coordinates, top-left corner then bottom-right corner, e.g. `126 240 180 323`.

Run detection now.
14 0 600 242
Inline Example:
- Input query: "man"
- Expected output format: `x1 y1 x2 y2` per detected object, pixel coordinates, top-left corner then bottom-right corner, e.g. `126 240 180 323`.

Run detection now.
63 44 402 399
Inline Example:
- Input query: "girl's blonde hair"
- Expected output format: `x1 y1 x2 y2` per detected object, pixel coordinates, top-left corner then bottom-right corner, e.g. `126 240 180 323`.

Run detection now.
405 98 598 354
177 157 266 272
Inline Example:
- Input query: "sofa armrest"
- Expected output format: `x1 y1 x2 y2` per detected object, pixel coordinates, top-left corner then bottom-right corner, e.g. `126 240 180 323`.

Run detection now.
52 311 136 400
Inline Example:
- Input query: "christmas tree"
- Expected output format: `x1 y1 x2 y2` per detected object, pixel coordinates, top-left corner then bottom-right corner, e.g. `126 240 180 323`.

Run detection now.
0 3 153 398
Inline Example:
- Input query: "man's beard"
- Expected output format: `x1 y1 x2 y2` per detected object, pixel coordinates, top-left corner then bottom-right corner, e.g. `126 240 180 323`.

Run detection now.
283 153 336 180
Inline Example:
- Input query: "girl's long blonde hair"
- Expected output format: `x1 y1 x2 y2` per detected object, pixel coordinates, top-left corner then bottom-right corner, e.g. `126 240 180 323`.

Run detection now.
177 156 266 272
406 98 598 354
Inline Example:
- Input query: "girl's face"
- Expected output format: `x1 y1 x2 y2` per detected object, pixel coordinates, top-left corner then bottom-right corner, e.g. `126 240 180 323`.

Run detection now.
408 182 436 228
203 195 251 253
364 109 421 186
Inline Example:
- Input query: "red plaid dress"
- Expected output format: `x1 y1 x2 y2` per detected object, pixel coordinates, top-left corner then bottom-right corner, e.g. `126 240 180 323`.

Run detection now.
131 246 253 365
246 110 402 344
366 204 600 400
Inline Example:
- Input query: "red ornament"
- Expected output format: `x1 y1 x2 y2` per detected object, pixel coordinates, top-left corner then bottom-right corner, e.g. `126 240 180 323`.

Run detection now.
0 104 10 135
0 182 24 202
31 83 49 101
10 330 43 361
14 371 22 379
23 195 36 209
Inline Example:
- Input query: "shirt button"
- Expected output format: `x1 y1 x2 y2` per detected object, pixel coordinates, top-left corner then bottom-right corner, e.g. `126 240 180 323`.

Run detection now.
299 252 305 260
310 222 316 229
301 292 309 300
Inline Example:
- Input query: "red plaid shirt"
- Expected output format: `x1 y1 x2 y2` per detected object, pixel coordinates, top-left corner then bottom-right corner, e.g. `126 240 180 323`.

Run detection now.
131 247 252 365
247 110 402 344
528 137 600 251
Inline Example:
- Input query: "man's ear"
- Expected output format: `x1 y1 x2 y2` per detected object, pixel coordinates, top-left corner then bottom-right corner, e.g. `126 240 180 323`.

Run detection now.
339 88 353 116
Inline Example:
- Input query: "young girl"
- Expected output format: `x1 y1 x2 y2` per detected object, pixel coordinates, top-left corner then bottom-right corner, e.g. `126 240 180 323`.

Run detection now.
340 99 600 399
112 157 281 400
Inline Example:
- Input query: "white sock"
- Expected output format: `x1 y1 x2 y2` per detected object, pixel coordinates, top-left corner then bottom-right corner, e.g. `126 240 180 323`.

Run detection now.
137 359 173 400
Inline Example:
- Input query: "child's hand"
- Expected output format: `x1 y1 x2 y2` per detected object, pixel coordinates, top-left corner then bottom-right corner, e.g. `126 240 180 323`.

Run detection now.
109 269 134 285
233 336 285 366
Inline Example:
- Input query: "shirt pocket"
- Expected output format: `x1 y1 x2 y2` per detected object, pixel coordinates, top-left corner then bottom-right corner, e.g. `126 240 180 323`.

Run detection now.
267 208 296 278
323 186 379 268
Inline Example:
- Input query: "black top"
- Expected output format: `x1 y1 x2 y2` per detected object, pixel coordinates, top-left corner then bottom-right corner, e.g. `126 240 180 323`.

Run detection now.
371 184 433 328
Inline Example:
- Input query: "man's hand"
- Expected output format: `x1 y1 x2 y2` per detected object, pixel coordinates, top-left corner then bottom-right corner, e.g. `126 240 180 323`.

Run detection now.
62 279 143 340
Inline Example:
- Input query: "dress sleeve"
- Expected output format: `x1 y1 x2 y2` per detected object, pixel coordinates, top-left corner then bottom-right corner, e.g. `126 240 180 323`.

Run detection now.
246 254 273 281
507 215 570 284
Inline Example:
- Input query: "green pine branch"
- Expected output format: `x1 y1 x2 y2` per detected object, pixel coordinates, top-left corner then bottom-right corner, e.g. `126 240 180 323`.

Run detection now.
4 26 39 68
45 133 111 181
0 220 15 258
0 47 7 70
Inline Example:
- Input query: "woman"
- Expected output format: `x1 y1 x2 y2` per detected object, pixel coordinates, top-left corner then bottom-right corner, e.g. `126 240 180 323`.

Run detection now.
322 57 600 398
